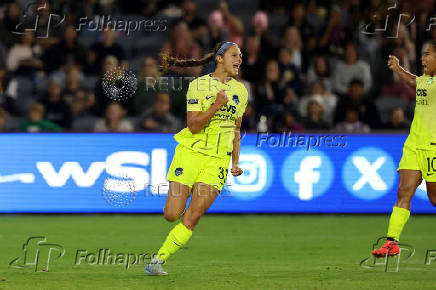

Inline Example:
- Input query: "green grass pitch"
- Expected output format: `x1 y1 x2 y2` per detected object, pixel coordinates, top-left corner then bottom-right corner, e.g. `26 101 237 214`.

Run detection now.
0 214 435 289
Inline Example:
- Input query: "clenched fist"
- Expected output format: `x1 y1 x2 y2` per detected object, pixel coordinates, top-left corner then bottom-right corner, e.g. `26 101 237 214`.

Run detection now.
214 89 229 108
388 55 401 73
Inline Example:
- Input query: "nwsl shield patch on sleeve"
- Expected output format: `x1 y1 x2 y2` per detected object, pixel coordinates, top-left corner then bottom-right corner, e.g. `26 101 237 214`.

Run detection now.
187 99 199 104
232 95 239 104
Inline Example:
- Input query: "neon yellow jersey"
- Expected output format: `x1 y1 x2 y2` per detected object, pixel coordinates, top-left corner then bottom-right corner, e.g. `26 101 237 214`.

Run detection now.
404 75 436 150
174 74 248 157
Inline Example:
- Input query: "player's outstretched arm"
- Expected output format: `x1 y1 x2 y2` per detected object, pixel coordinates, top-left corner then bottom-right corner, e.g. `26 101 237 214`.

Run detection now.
187 89 228 134
388 54 417 87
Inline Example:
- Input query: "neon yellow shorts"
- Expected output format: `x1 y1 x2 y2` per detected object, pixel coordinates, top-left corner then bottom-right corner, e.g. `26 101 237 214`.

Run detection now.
167 144 231 191
398 145 436 182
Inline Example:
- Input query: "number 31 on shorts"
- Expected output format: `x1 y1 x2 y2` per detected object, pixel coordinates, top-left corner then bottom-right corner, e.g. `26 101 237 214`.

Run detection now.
218 166 228 180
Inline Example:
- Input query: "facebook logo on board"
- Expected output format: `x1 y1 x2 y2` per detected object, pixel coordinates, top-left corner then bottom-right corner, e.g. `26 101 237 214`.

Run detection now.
281 150 334 200
342 147 395 200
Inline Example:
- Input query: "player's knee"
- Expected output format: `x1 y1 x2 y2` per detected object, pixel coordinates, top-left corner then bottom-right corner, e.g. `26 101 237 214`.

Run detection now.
397 183 416 200
163 210 180 222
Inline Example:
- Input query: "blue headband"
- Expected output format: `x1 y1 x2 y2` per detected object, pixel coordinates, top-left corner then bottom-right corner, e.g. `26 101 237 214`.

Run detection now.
215 42 237 60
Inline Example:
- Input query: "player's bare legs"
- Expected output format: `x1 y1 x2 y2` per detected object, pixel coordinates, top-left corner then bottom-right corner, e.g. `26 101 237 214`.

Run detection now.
394 169 422 210
182 183 219 230
146 182 219 275
163 182 191 222
425 182 436 207
372 169 422 257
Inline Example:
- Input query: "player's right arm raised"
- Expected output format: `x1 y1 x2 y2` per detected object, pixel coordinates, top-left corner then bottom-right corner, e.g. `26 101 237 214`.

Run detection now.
388 54 417 87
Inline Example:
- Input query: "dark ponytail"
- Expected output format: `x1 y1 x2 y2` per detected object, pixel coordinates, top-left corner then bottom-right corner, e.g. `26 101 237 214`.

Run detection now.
159 41 228 72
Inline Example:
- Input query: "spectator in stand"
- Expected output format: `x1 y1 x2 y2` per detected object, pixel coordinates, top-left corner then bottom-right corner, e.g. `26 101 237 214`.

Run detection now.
86 29 127 75
278 112 304 133
280 26 303 70
288 2 319 64
302 99 330 131
42 25 87 73
204 10 229 52
134 57 161 115
6 32 43 74
335 105 370 133
383 107 410 131
252 11 275 60
71 88 95 120
240 36 266 83
139 92 181 133
0 2 21 49
94 102 133 132
307 55 333 93
19 103 62 133
62 66 84 104
179 0 208 44
94 55 134 116
0 108 8 132
334 79 380 129
241 102 257 133
298 81 337 125
0 62 13 114
40 78 72 130
278 47 303 95
216 0 244 47
318 6 351 56
333 42 372 95
160 21 202 77
31 0 63 47
282 87 300 119
254 59 283 118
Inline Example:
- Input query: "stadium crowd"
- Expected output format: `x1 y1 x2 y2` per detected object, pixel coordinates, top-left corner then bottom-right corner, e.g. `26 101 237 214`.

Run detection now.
0 0 433 133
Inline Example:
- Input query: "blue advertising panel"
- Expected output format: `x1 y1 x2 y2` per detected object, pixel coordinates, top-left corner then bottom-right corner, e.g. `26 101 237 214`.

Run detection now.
0 133 435 213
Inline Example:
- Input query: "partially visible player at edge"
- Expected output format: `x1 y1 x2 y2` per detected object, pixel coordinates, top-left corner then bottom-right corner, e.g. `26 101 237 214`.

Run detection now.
145 41 248 275
372 42 436 257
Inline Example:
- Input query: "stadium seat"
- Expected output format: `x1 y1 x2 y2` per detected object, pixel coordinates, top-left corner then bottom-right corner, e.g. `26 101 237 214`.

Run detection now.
72 116 99 132
3 116 25 132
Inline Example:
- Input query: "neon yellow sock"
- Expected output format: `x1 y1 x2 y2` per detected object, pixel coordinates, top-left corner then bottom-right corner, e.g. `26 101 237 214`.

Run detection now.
157 222 192 261
387 206 410 241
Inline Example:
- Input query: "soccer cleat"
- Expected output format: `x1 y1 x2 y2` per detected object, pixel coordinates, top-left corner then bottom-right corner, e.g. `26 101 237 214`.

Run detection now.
145 257 168 276
372 240 400 258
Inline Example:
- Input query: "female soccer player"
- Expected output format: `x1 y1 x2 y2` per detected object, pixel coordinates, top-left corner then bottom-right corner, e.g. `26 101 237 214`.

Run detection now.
372 43 436 257
145 41 248 275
